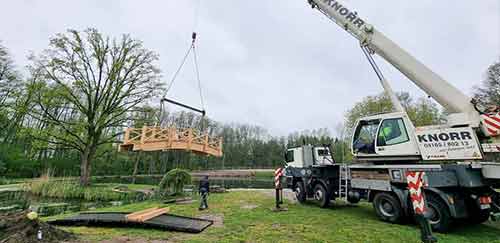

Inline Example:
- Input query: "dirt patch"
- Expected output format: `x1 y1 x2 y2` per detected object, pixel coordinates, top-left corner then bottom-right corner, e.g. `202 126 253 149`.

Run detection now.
0 210 74 243
198 214 224 227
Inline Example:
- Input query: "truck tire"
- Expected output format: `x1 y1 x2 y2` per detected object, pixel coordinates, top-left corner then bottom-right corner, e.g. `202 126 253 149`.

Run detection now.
294 181 306 203
426 194 452 233
469 209 491 224
373 192 403 223
313 184 329 208
466 198 491 224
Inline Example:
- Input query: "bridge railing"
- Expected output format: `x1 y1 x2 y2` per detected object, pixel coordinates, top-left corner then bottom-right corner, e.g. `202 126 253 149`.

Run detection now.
120 126 223 157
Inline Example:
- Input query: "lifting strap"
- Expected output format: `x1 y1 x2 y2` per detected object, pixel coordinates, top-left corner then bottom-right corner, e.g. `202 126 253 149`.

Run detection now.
161 32 206 120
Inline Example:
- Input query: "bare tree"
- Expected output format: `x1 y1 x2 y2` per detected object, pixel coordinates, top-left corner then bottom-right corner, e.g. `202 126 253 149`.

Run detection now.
0 42 24 140
0 42 21 107
474 60 500 108
30 28 162 185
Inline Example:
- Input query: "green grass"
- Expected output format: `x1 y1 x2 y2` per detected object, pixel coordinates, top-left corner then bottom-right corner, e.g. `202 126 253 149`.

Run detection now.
254 171 274 179
27 180 149 202
43 191 500 242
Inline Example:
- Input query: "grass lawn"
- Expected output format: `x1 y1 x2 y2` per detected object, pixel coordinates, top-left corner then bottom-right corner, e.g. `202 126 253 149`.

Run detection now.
254 171 274 179
44 191 500 243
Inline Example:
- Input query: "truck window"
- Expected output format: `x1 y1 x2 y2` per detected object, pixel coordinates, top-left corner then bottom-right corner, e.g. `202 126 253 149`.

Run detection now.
352 120 380 154
317 149 329 156
377 118 409 146
285 150 294 163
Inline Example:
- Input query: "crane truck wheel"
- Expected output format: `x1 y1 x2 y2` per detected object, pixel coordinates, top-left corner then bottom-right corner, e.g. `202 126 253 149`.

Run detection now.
313 184 329 208
373 192 403 224
425 194 452 233
465 198 491 225
294 181 307 203
468 209 491 225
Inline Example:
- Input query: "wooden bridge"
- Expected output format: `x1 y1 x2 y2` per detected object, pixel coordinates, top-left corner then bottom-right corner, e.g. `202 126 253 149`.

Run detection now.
119 126 223 157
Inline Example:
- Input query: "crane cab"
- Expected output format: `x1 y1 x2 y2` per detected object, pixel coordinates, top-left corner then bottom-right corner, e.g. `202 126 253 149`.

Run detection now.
351 112 421 162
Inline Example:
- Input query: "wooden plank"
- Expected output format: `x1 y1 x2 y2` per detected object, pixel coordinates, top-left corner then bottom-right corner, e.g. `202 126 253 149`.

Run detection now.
138 207 170 222
126 207 158 221
126 207 170 222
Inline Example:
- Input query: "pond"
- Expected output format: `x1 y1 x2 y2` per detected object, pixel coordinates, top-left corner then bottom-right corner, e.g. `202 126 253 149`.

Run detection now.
0 189 132 217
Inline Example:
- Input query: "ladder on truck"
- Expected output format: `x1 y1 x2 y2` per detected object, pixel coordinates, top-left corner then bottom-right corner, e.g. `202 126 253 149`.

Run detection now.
339 164 350 202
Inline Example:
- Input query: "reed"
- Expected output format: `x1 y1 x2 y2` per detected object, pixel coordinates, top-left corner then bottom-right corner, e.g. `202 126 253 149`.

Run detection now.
27 179 143 202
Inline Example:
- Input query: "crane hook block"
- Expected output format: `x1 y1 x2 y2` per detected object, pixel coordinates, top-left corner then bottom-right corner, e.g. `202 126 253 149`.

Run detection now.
192 32 197 43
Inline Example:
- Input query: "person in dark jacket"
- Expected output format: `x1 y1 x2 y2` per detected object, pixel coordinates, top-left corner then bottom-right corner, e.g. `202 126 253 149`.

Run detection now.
199 175 210 210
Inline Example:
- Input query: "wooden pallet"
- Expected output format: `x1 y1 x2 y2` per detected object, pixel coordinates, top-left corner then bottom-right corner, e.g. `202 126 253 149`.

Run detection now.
119 126 223 157
125 207 170 223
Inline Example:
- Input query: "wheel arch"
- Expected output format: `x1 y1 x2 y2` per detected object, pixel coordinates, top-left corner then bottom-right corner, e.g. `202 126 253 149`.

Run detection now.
424 188 458 218
311 178 334 200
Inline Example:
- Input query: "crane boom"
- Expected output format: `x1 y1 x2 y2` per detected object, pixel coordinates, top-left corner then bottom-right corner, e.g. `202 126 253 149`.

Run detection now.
308 0 480 127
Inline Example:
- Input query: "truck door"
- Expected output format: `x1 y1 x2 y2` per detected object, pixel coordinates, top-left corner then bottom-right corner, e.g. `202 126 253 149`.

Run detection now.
375 117 420 157
352 119 380 155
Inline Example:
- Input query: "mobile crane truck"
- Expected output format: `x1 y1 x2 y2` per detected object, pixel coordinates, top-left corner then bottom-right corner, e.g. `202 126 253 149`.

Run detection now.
282 0 500 232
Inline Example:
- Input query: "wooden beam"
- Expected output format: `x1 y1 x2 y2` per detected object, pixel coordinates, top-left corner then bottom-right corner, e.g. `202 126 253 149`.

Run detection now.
126 207 170 223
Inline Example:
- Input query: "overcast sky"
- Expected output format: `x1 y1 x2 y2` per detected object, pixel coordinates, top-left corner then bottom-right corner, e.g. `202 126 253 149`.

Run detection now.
1 0 499 136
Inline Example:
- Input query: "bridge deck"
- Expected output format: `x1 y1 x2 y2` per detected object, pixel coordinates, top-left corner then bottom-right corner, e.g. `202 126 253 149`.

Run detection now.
120 126 223 157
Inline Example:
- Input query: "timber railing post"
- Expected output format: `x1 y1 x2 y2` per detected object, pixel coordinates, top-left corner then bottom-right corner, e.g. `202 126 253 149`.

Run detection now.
187 129 193 150
124 128 130 144
141 125 147 146
203 133 209 153
151 126 156 141
169 127 174 147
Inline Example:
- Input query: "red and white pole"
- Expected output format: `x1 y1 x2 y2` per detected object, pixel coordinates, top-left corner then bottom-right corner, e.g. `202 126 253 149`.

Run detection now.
407 171 426 214
274 167 284 189
406 171 437 243
274 167 284 209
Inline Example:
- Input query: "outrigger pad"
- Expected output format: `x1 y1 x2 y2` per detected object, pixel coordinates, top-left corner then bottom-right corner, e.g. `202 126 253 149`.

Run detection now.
47 212 213 233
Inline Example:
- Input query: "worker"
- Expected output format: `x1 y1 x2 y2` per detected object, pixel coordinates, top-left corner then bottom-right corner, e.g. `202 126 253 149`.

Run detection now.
378 124 393 146
353 135 375 154
198 175 210 210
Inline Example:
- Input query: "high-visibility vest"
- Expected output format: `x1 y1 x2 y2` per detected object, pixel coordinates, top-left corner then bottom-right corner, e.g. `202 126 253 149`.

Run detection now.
379 126 392 140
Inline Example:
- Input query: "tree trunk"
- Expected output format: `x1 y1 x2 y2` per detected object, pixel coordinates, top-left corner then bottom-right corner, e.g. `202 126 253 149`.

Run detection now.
79 145 96 186
132 152 141 184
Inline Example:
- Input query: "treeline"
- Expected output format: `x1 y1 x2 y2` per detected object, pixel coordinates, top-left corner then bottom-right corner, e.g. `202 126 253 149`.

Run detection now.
0 29 344 181
0 29 498 182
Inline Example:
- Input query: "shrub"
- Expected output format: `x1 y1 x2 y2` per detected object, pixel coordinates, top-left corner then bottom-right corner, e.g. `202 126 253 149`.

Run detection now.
159 169 191 195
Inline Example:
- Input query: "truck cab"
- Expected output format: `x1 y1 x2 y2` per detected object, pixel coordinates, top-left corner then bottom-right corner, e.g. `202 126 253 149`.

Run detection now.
351 112 421 161
285 145 334 168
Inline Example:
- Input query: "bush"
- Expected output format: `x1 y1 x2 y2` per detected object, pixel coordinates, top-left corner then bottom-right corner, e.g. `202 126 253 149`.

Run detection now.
159 169 192 195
